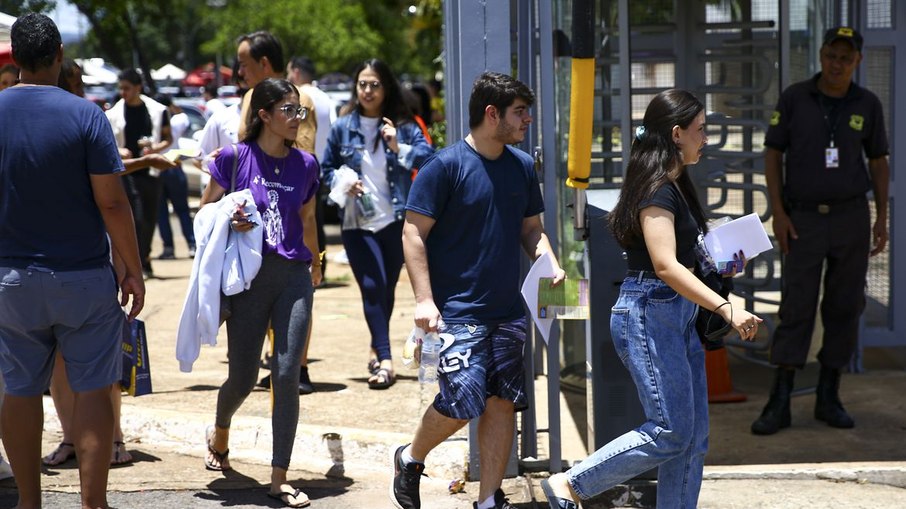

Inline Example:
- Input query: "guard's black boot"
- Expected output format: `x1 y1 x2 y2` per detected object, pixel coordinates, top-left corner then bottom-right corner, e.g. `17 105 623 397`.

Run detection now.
751 367 794 435
814 366 855 428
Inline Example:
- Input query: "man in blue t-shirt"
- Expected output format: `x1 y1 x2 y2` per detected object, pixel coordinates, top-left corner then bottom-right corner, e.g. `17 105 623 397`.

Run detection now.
0 13 144 509
390 72 565 509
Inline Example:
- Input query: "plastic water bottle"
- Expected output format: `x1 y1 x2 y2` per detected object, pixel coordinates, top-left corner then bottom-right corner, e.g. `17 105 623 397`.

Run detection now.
418 332 441 384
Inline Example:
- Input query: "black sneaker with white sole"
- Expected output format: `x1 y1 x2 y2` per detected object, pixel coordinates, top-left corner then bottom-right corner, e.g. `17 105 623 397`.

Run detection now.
472 488 519 509
390 444 425 509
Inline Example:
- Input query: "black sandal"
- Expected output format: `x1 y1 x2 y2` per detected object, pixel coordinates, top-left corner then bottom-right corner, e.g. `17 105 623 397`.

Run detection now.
204 428 231 471
42 441 76 466
368 367 395 390
367 358 381 375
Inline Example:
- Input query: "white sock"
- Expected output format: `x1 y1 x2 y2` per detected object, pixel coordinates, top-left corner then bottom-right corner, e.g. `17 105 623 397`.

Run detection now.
401 445 421 465
477 494 496 509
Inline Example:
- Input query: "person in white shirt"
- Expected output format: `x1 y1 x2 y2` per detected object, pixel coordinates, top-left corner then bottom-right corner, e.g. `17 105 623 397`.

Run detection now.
202 83 227 119
197 60 247 189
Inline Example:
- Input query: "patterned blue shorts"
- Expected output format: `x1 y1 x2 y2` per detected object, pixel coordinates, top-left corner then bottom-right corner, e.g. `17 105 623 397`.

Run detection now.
432 317 528 420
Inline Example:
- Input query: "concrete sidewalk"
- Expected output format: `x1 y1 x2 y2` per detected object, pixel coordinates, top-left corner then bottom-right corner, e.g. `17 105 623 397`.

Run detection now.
2 223 905 508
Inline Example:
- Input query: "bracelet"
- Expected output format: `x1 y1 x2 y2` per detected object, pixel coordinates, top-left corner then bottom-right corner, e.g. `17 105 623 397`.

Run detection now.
713 301 731 313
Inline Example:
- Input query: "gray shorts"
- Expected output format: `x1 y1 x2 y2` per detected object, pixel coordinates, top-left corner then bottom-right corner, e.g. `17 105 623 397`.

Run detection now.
0 266 124 396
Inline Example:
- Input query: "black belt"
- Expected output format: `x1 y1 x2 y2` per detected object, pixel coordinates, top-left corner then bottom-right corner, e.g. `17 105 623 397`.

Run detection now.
787 195 867 214
626 269 660 280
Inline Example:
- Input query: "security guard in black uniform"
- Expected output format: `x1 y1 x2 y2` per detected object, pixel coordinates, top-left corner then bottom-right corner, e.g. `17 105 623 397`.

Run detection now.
752 27 890 435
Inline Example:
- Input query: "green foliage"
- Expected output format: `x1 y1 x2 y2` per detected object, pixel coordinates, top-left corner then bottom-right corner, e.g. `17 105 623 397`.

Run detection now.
202 0 381 76
427 120 446 149
55 0 442 92
0 0 56 17
69 0 213 72
202 0 441 79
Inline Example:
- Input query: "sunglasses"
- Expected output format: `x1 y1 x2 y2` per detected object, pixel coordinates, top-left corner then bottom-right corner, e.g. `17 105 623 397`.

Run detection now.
278 104 308 120
357 80 382 91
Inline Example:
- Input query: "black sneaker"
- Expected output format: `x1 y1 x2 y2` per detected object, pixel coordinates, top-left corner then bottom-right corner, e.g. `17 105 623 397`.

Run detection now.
298 366 314 395
485 488 518 509
257 374 270 389
390 444 425 509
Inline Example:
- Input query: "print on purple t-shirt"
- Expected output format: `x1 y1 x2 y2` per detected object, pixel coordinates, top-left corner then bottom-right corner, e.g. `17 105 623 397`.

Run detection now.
209 142 320 263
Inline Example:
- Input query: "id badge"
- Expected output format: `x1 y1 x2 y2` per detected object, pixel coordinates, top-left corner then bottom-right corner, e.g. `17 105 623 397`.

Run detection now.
825 147 839 168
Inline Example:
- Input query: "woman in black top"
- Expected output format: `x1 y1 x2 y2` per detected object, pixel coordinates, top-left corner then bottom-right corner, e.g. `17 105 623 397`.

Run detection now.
542 90 761 508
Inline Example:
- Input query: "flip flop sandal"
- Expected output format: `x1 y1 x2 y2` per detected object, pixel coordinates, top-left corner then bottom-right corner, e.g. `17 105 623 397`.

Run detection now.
111 440 133 465
267 487 311 508
367 367 395 390
204 427 231 471
42 441 76 466
367 358 381 375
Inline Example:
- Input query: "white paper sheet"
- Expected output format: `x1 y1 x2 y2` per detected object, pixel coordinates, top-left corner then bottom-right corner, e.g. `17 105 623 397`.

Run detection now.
704 212 773 262
521 252 556 344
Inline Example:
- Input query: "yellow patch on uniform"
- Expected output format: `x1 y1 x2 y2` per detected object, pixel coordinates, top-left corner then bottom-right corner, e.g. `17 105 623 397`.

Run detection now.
849 114 864 131
770 111 780 126
836 27 854 37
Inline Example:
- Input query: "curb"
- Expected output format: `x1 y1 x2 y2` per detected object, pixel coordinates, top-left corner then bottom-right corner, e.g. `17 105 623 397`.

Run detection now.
42 398 470 481
703 462 906 489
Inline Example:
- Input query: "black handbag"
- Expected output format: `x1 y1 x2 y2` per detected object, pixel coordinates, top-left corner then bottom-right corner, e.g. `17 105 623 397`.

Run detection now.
695 267 733 350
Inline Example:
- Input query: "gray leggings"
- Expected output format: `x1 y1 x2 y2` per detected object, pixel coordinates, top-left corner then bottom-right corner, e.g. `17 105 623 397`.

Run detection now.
216 254 313 469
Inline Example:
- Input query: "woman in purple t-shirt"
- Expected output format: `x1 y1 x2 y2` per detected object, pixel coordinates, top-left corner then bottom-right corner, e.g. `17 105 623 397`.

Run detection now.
200 78 320 508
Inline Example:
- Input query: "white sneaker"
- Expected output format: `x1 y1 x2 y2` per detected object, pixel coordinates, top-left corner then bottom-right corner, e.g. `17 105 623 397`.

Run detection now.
332 249 349 265
0 454 13 481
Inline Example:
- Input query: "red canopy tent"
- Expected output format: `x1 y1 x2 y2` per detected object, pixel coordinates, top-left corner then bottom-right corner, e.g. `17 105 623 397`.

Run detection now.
182 62 232 87
0 43 13 66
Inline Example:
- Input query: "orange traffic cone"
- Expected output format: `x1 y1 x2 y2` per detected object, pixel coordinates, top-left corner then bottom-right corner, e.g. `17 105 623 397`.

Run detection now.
705 347 746 403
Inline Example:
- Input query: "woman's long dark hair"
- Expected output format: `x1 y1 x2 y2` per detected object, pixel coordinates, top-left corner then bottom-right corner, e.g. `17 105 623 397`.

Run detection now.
57 58 82 96
242 77 298 146
341 58 413 125
608 89 708 248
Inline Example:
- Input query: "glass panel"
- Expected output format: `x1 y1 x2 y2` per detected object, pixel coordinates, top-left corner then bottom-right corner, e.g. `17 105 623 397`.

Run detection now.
863 47 893 328
867 0 893 29
552 0 590 391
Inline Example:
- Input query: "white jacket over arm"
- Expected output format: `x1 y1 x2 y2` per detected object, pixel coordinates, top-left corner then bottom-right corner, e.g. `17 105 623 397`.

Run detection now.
176 189 262 372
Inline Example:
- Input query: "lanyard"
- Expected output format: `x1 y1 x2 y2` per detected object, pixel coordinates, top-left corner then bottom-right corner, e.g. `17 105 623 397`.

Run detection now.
819 94 844 147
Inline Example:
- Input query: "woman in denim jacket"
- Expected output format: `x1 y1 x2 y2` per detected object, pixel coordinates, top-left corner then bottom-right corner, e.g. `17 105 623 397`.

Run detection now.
322 59 433 389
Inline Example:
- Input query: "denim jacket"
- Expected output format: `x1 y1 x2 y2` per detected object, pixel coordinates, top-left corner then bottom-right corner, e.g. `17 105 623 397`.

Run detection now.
321 111 434 221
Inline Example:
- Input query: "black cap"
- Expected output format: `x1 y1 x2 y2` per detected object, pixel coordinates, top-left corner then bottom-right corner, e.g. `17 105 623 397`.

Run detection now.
823 26 863 52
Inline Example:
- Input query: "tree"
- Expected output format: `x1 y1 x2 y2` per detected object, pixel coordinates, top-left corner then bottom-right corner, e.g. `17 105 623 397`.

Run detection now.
203 0 442 81
42 0 443 94
0 0 56 17
69 0 217 95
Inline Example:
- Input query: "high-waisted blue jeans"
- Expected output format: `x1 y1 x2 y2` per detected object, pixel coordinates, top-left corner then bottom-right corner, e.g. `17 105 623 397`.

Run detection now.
567 274 708 508
341 220 404 361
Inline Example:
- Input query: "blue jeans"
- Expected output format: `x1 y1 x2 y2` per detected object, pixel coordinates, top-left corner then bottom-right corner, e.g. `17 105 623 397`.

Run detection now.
157 167 195 249
341 220 404 361
567 274 708 508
